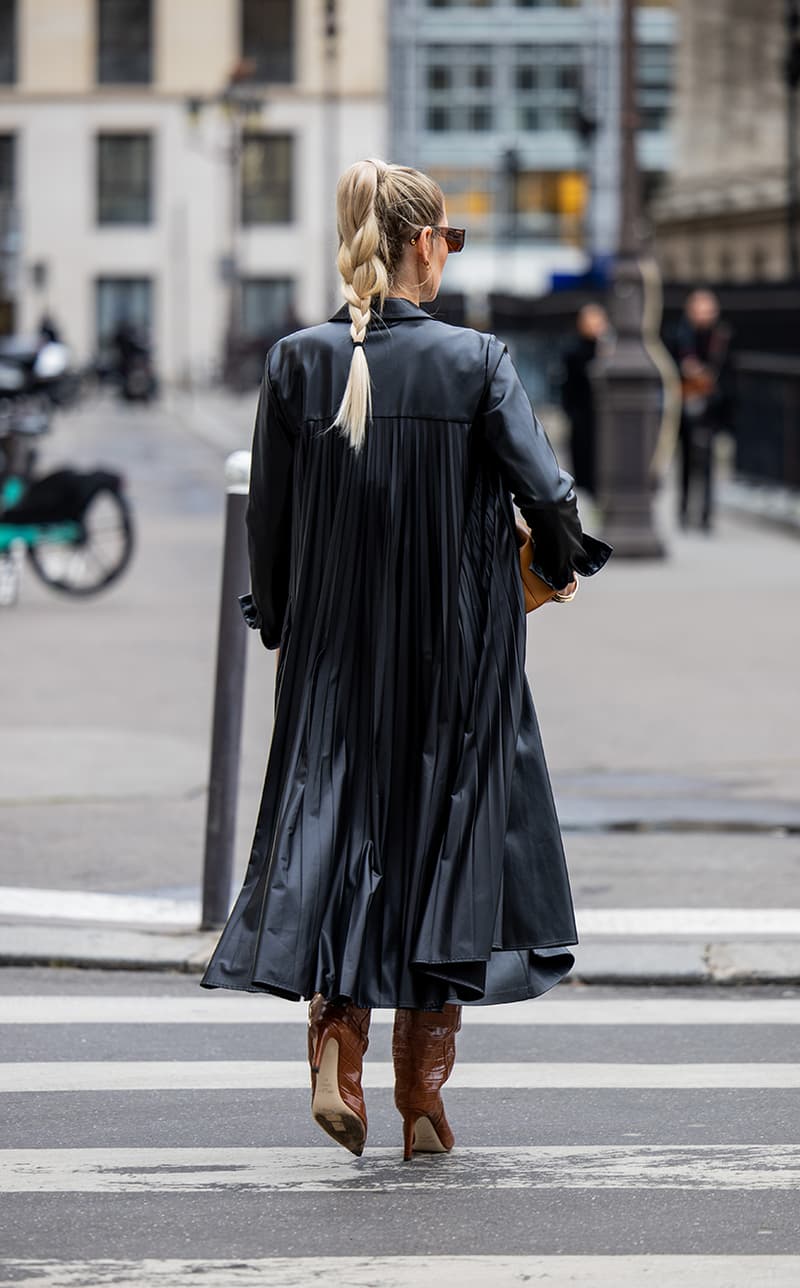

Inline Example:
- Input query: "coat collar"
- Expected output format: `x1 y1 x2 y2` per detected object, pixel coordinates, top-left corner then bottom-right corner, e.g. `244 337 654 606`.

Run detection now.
328 297 430 326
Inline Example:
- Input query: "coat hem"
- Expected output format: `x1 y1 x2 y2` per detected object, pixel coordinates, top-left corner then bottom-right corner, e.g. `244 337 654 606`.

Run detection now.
200 943 575 1010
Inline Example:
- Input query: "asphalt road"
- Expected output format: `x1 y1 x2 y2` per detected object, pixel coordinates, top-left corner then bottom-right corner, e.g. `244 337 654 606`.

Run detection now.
0 967 798 1286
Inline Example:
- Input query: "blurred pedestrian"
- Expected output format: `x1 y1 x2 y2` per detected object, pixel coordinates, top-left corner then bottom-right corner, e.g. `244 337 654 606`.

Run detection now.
674 289 731 531
37 313 61 346
202 159 611 1160
560 303 609 497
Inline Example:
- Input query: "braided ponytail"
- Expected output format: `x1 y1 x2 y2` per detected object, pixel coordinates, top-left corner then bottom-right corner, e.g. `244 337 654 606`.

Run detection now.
333 161 389 451
333 159 444 452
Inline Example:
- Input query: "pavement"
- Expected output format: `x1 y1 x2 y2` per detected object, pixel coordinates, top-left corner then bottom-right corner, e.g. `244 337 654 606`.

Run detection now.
1 386 798 986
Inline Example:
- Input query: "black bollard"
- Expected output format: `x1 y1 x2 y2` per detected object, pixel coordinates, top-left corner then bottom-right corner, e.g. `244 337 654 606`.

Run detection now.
201 450 251 929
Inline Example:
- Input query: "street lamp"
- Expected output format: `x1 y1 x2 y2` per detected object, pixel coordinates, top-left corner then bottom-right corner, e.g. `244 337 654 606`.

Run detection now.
591 0 666 558
186 64 266 386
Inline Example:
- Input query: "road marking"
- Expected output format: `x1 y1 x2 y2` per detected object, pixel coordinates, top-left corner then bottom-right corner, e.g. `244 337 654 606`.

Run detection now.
578 908 800 936
2 995 800 1027
2 886 800 936
1 1145 798 1194
1 1259 799 1288
0 887 198 926
1 1061 798 1093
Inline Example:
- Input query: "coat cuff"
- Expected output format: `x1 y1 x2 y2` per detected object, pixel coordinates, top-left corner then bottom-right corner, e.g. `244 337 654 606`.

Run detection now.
529 532 613 590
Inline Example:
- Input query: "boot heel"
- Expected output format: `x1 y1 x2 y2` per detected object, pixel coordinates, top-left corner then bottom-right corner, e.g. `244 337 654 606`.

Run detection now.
402 1114 417 1161
402 1112 449 1160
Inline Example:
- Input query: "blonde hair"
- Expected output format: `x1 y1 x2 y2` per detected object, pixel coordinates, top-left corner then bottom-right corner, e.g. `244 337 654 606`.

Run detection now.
333 159 444 451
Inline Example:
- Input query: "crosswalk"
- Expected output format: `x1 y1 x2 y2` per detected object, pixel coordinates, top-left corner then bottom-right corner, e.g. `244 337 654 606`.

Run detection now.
1 987 799 1286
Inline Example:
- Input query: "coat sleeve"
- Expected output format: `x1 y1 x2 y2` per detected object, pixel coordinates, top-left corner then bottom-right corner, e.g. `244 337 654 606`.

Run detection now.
482 339 612 590
242 364 295 649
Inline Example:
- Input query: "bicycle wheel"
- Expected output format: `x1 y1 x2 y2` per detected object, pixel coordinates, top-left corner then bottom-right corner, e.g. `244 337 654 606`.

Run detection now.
27 486 135 596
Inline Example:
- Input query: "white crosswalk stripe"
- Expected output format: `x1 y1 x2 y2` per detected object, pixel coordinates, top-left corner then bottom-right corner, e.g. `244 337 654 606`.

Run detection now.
2 994 800 1025
3 885 800 937
3 1144 800 1193
1 1256 800 1288
1 985 798 1285
2 1059 799 1093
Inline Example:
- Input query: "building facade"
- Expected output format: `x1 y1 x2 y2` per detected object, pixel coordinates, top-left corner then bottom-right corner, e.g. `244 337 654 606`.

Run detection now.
389 0 676 302
0 0 387 382
652 0 791 282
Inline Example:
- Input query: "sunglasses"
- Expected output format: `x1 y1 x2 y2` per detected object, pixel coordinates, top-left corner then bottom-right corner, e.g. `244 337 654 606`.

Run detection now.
410 226 466 254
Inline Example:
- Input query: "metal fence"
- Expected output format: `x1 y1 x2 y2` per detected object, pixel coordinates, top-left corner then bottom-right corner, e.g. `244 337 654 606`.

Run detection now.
732 353 800 489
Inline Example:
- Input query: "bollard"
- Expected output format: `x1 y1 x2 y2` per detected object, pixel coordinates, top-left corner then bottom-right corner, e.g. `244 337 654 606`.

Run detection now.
201 450 251 930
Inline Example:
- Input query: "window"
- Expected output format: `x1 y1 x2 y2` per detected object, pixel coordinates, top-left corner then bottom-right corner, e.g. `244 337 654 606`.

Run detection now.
637 43 673 133
96 277 152 352
516 66 538 92
513 169 586 240
241 134 293 224
468 105 493 131
0 0 15 83
0 134 13 197
97 134 152 224
97 0 152 84
242 278 294 338
423 44 494 133
242 0 293 83
427 106 451 132
515 45 581 133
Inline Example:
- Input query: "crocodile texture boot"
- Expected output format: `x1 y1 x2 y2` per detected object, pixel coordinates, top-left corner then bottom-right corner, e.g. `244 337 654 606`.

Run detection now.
307 994 371 1157
392 1003 462 1161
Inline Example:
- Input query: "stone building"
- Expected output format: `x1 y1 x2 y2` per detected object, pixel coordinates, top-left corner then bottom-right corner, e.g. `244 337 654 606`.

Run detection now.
652 0 792 282
0 0 387 382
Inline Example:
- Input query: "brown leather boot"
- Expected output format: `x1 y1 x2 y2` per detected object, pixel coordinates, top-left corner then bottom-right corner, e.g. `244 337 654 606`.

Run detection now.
307 994 371 1157
392 1003 462 1161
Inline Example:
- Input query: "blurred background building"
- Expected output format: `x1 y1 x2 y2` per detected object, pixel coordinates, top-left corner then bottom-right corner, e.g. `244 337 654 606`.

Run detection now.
0 0 387 383
652 0 790 284
389 0 676 305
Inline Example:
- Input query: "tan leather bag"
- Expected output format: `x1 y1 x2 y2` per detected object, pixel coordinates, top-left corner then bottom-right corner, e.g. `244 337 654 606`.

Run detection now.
515 521 558 613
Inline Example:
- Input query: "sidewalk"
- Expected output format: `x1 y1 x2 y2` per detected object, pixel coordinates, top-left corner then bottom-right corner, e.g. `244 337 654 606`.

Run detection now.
1 390 798 985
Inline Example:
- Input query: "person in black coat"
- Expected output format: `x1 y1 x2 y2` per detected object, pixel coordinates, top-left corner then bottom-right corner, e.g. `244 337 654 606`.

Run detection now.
673 290 732 531
202 159 611 1160
560 303 609 497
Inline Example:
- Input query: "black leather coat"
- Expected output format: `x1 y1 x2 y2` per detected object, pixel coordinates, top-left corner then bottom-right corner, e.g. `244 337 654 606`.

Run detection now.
202 298 611 1009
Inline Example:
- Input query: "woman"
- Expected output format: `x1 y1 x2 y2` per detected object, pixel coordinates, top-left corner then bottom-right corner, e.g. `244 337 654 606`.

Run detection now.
202 160 611 1161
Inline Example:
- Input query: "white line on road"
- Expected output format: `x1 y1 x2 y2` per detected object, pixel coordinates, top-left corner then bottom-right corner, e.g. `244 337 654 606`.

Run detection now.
0 887 198 926
1 1260 799 1288
3 995 800 1026
578 908 800 936
3 887 800 936
1 1061 798 1093
2 1145 798 1193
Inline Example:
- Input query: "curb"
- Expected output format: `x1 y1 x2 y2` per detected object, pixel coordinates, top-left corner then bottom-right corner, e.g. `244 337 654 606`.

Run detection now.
2 923 800 987
573 939 800 987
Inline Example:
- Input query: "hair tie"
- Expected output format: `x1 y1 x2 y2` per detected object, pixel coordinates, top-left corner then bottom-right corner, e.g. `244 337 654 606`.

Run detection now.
353 338 364 348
